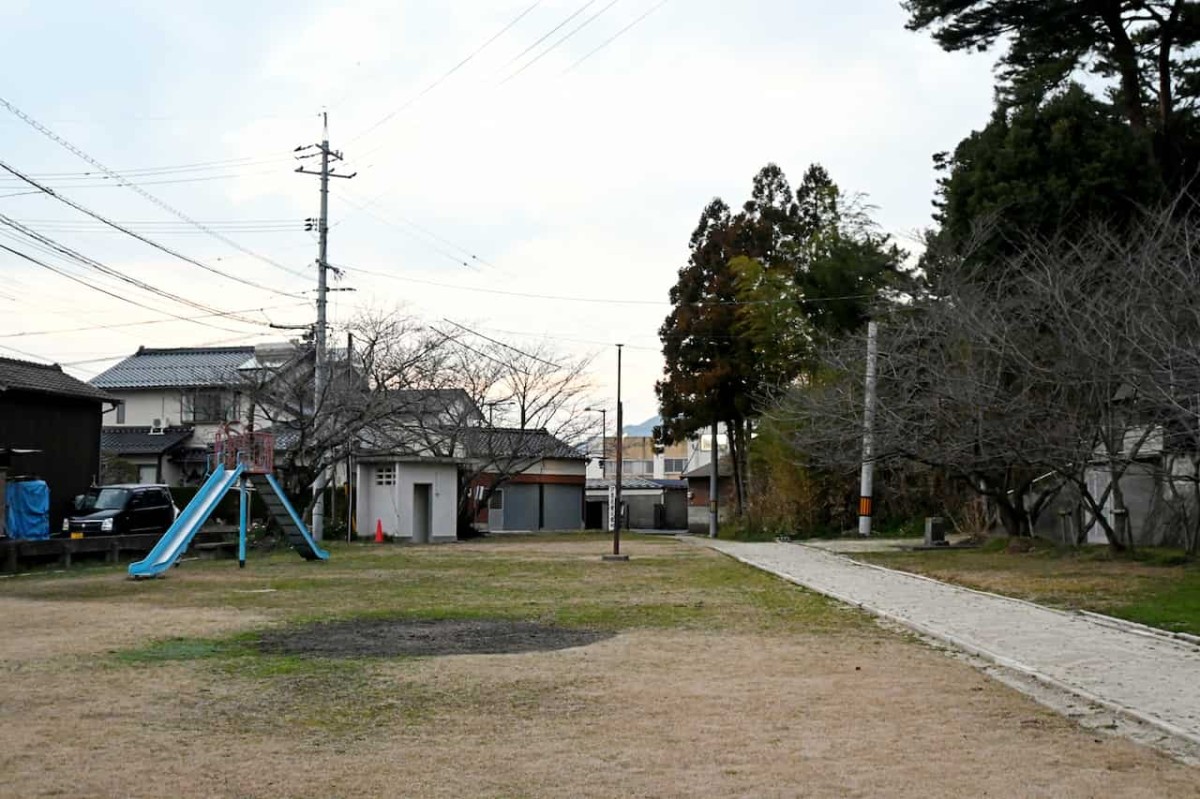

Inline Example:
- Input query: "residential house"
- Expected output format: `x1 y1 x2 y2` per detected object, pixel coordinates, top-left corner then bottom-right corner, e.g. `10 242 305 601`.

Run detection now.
584 477 688 531
0 356 116 532
90 346 257 485
466 428 586 533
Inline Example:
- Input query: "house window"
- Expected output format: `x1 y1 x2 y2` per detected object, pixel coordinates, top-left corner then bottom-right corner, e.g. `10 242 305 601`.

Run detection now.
116 403 126 424
190 391 226 423
489 489 503 510
375 465 396 486
663 458 686 474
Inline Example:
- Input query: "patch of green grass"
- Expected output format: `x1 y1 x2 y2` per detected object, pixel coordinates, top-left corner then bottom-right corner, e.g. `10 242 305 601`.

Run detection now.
860 543 1200 636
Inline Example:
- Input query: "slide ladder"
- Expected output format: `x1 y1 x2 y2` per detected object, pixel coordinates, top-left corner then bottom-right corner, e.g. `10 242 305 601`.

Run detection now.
247 473 329 561
128 464 244 579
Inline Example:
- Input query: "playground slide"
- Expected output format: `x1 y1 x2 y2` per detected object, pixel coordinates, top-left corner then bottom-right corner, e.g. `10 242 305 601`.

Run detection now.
247 473 329 561
128 464 244 579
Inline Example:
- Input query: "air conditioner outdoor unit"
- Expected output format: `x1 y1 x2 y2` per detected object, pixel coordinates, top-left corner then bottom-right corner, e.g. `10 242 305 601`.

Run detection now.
149 418 165 435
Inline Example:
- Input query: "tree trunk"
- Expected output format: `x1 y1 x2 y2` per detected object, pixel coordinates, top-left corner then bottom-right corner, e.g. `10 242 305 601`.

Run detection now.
1100 5 1148 132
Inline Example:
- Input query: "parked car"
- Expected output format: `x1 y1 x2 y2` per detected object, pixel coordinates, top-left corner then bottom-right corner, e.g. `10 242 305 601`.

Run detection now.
61 484 178 538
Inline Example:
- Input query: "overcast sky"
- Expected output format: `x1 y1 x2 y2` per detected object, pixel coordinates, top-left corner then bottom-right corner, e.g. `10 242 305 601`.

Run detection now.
0 0 996 425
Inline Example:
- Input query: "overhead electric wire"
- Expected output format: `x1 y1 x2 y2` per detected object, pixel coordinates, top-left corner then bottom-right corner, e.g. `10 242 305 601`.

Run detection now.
335 189 486 270
336 262 874 307
564 0 670 72
0 154 288 179
499 0 617 86
503 0 594 69
0 242 254 334
0 216 273 328
0 159 308 298
0 301 309 339
0 96 307 280
0 166 286 190
351 1 542 147
441 318 562 367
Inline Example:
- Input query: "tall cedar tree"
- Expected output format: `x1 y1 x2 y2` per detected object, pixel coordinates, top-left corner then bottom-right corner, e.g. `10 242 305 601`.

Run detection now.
904 0 1200 183
657 164 906 513
931 85 1166 264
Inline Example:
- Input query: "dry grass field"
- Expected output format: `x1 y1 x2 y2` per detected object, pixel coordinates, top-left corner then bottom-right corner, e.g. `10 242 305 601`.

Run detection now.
1 534 1196 798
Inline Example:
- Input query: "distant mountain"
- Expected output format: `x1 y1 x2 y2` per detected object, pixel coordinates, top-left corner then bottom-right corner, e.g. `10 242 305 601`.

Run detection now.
623 415 660 437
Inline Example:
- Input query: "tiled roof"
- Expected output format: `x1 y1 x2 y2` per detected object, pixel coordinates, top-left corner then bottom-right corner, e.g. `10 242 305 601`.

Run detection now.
463 427 585 460
100 426 193 455
0 356 115 403
587 478 687 491
90 346 256 390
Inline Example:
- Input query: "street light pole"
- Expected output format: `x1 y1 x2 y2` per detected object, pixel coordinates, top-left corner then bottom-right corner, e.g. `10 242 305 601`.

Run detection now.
603 345 629 561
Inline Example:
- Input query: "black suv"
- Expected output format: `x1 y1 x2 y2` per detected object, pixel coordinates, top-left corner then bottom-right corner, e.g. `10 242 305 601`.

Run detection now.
62 484 178 538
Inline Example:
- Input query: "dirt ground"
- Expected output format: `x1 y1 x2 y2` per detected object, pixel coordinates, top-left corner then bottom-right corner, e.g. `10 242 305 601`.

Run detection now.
2 535 1200 796
1 539 1198 798
258 618 613 658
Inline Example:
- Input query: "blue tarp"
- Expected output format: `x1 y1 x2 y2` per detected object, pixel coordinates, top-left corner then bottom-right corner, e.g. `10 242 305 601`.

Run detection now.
6 479 50 540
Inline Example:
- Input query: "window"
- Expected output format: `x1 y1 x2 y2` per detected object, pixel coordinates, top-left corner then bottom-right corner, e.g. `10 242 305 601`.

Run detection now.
663 458 687 474
190 391 225 423
116 402 126 424
375 465 396 486
489 489 504 510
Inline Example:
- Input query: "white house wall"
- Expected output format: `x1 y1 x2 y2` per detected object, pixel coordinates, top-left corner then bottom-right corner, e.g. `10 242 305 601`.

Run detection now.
357 460 457 543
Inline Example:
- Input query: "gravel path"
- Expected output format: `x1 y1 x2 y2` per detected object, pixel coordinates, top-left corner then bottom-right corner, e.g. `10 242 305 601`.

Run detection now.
706 539 1200 749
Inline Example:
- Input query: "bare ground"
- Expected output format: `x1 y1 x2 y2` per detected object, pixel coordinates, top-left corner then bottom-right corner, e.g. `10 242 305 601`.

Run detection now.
2 608 1197 797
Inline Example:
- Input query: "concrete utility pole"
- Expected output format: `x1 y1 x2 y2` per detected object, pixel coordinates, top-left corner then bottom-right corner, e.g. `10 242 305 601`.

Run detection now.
295 112 355 540
604 344 628 561
858 320 879 536
709 422 718 539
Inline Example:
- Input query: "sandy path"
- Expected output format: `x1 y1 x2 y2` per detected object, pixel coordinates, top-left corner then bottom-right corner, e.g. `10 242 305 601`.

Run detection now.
707 539 1200 750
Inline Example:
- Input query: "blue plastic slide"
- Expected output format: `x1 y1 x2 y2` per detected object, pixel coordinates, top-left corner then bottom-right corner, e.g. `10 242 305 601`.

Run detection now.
128 464 244 578
247 473 329 561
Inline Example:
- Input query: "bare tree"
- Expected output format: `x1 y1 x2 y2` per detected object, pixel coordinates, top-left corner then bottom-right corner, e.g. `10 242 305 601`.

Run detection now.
767 207 1200 549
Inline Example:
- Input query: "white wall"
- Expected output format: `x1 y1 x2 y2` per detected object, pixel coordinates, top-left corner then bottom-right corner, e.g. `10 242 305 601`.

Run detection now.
103 390 182 427
357 460 458 542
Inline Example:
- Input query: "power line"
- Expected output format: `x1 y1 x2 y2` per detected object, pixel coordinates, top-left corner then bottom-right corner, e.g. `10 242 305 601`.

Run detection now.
0 242 255 334
351 1 542 148
564 0 670 73
0 154 288 179
0 159 308 298
0 95 307 280
0 301 308 339
504 0 595 69
0 166 287 190
499 0 618 86
441 318 562 367
335 189 483 270
0 217 271 328
337 261 874 307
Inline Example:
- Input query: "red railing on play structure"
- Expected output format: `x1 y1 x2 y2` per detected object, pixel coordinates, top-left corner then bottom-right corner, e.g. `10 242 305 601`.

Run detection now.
213 429 275 474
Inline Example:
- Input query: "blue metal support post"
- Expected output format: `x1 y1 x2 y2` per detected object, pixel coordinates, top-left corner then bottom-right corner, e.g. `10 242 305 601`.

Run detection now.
238 475 248 568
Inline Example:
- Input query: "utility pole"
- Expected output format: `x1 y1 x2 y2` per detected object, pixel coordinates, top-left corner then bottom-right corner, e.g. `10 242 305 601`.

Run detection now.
295 112 356 540
604 345 628 561
346 330 354 543
709 421 719 539
858 321 879 536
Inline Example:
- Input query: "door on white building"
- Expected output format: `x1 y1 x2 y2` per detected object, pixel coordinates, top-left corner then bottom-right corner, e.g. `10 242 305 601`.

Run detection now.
413 483 432 544
489 489 504 531
138 464 157 484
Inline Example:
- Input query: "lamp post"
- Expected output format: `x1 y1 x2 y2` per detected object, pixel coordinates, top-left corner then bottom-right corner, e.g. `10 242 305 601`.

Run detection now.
603 345 629 561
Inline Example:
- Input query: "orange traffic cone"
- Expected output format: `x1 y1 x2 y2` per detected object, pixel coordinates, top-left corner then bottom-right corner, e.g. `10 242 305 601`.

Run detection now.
374 519 385 544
